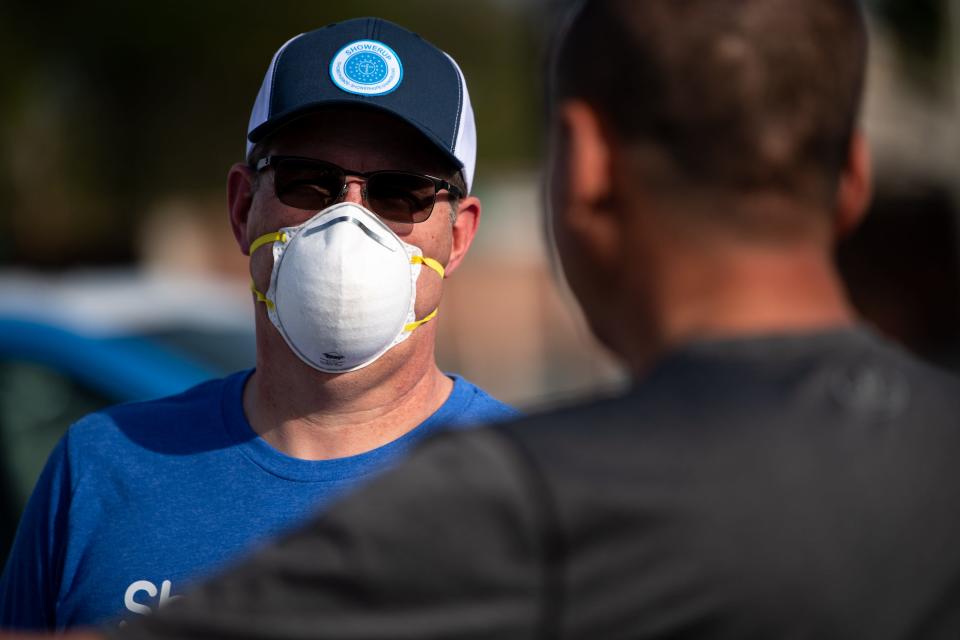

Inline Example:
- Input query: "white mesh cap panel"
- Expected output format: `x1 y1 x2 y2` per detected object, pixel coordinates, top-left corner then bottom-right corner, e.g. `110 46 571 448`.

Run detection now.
444 53 476 193
246 33 304 160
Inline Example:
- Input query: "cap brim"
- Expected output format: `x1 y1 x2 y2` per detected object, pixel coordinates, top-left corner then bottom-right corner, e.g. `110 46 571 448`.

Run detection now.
247 99 464 173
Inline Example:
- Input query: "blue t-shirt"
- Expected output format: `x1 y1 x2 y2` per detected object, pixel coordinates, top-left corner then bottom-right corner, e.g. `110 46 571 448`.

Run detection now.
0 370 517 630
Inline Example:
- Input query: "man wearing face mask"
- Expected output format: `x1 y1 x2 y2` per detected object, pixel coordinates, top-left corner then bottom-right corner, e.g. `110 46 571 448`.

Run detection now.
0 18 516 630
20 0 960 638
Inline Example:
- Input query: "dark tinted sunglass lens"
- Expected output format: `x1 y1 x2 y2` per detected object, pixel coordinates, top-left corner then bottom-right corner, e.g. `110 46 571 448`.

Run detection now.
274 159 345 210
367 172 437 223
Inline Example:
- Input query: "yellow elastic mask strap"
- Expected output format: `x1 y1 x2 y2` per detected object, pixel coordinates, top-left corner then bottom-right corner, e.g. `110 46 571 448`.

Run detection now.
248 231 288 310
404 307 438 333
412 255 445 279
251 281 275 310
249 231 288 255
403 256 444 332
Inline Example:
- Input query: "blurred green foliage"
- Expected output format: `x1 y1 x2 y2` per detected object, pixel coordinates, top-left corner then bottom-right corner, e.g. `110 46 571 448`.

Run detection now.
0 1 545 267
871 0 949 65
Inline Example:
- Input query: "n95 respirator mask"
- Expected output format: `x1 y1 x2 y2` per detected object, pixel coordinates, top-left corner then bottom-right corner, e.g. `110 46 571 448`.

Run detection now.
249 202 445 373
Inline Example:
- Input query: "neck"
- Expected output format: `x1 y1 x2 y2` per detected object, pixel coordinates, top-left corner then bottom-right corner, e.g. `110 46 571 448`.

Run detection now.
616 237 856 375
243 323 453 460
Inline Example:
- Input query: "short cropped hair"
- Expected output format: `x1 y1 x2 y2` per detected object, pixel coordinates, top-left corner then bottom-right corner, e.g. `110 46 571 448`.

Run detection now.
553 0 868 206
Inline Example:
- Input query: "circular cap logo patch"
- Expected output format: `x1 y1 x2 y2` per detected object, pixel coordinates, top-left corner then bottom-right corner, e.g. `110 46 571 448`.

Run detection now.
330 40 403 96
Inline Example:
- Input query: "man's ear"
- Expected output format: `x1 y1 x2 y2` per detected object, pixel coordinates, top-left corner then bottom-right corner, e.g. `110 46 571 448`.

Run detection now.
444 196 481 277
227 162 256 255
835 130 872 238
554 99 622 263
561 99 613 211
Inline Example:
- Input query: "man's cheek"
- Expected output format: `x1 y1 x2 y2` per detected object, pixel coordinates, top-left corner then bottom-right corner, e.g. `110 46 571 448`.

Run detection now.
414 267 445 318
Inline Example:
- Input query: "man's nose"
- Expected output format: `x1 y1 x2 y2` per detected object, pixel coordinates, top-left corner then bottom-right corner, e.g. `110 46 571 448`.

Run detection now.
342 179 365 205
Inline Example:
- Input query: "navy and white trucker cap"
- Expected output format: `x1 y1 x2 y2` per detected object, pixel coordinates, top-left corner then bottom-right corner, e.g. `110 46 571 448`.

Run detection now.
247 17 477 192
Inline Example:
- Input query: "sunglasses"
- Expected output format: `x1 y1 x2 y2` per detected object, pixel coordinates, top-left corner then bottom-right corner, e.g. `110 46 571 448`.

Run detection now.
254 155 463 224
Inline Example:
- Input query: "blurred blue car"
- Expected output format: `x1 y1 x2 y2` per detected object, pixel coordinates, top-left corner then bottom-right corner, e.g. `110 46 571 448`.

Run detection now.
0 271 256 562
0 317 222 402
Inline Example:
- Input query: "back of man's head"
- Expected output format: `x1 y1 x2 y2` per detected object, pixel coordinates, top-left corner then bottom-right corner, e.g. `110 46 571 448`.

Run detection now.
553 0 868 222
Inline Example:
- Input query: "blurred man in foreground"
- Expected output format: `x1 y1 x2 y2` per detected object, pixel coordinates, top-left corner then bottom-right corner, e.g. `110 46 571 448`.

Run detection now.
0 17 515 629
17 0 960 637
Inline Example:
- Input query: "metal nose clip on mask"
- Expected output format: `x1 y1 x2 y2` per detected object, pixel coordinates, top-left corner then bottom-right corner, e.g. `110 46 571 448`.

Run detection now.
249 202 445 373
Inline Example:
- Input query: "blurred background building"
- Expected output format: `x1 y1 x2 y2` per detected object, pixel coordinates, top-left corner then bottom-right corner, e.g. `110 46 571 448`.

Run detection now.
0 0 957 550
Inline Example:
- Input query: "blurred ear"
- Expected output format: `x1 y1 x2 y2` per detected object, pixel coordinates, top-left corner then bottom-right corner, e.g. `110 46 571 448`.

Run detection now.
227 162 256 255
835 130 872 238
561 100 613 212
555 99 622 264
444 195 481 277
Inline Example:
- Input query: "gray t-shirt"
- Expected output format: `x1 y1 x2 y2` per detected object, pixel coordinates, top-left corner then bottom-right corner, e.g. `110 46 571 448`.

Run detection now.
114 327 960 639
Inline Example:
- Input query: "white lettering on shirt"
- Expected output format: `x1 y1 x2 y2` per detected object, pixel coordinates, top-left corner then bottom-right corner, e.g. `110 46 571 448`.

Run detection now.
123 579 182 619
